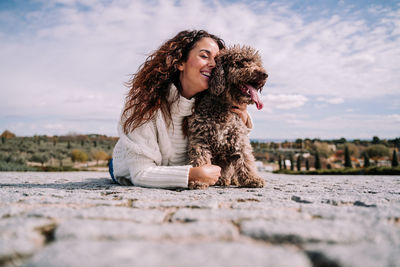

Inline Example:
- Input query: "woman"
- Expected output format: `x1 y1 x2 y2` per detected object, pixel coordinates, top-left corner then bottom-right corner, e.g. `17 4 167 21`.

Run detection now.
110 30 252 188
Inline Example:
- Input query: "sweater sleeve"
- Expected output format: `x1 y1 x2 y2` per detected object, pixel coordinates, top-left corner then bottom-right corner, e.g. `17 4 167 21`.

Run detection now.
128 156 190 188
114 119 190 189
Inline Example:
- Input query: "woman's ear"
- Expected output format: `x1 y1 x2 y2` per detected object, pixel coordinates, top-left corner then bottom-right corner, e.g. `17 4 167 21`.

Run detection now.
177 62 185 71
208 58 225 96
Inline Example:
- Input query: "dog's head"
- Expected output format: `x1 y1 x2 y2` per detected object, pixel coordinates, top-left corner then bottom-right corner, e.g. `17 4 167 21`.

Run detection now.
208 45 267 110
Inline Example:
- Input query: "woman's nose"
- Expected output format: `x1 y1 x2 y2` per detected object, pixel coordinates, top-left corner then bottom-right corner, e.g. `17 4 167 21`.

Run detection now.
209 58 216 68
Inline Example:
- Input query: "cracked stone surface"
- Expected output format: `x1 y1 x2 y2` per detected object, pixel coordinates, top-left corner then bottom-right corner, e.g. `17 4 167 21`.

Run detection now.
0 172 399 267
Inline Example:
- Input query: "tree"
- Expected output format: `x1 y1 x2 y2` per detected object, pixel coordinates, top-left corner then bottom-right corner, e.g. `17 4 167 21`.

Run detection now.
91 149 110 165
30 153 48 166
305 158 310 170
392 150 399 167
372 136 380 144
70 149 88 162
364 145 390 159
338 143 358 157
313 142 333 158
296 156 301 171
1 130 16 139
344 146 352 168
295 139 303 149
314 152 321 169
289 154 294 171
363 153 370 168
278 155 282 170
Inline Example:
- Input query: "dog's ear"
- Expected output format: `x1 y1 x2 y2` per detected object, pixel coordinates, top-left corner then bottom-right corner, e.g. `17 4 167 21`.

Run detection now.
208 57 225 96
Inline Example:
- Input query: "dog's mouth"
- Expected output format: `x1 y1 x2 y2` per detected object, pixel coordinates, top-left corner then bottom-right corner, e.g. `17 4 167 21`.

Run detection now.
239 84 263 110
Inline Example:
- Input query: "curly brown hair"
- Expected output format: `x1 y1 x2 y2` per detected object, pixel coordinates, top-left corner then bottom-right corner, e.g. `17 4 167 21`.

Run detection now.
122 30 225 134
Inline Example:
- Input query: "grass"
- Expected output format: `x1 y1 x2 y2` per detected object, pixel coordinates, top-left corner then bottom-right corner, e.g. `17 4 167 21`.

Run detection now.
0 161 36 171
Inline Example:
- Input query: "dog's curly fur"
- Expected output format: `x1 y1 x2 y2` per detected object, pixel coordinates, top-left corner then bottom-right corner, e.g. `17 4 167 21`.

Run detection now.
187 45 268 189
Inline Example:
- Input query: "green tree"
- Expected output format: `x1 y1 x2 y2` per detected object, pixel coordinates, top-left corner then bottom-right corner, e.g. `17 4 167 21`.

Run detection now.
305 158 310 170
344 146 352 168
363 153 370 168
364 144 390 159
314 152 321 169
289 154 294 171
372 136 380 144
392 150 399 167
30 153 48 166
338 142 358 157
296 156 301 171
278 155 282 170
70 149 88 162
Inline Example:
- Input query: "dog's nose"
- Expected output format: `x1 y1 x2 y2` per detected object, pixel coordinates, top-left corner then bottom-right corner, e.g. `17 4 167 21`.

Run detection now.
256 71 268 80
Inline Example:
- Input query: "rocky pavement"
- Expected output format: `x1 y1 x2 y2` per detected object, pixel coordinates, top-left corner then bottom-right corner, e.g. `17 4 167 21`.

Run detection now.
0 171 399 267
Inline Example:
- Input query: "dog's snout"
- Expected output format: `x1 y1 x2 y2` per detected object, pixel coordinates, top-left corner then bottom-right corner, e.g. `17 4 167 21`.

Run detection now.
259 71 268 80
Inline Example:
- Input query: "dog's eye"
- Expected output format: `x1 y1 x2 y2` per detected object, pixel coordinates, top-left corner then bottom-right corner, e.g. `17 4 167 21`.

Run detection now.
236 62 244 68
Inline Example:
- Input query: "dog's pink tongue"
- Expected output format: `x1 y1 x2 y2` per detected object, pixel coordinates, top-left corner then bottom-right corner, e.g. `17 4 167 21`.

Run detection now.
245 84 263 110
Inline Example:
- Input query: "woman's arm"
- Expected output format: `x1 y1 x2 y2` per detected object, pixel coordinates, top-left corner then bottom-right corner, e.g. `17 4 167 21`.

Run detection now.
230 103 253 129
114 119 191 188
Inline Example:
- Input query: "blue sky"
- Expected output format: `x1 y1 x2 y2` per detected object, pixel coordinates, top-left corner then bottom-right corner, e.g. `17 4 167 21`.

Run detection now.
0 0 399 139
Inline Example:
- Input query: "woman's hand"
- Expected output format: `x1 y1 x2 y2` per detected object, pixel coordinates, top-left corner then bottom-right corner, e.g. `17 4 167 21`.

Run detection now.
230 103 249 125
189 164 221 185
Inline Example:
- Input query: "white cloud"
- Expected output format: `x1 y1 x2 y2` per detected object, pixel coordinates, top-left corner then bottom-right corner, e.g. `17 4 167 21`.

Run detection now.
0 0 399 137
316 97 344 104
263 94 308 109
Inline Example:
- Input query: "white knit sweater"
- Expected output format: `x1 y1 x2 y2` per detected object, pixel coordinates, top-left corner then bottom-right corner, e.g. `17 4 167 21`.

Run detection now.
112 84 194 188
112 84 253 189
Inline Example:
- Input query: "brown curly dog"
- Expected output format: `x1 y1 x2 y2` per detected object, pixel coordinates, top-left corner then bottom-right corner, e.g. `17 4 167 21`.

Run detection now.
187 45 268 189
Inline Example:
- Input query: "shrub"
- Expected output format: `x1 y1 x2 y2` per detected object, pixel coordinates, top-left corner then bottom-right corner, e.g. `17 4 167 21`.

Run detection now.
70 149 88 162
364 144 390 159
91 149 110 165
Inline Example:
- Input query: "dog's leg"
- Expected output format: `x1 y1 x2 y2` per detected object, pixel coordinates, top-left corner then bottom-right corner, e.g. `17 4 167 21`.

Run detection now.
216 163 234 186
234 143 265 188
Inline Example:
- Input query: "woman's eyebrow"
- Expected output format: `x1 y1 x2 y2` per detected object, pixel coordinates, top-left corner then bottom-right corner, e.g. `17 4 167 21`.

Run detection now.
199 49 211 54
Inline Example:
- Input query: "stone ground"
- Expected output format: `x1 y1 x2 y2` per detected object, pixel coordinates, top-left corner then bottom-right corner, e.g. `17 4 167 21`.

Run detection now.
0 172 399 267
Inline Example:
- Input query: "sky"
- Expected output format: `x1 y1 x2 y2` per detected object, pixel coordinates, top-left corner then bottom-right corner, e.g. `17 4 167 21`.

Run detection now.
0 0 399 140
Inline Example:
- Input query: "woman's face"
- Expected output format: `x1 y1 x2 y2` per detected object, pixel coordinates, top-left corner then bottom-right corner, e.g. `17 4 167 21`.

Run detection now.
178 37 220 99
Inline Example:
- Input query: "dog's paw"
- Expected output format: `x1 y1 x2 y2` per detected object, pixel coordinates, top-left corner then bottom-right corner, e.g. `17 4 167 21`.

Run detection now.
215 177 231 187
240 176 265 188
188 181 210 190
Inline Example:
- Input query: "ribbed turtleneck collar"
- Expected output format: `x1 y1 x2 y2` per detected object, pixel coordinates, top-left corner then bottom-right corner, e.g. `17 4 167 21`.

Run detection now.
168 84 195 117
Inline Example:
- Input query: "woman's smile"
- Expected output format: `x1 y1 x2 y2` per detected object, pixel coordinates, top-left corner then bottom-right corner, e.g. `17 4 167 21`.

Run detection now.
178 37 220 99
